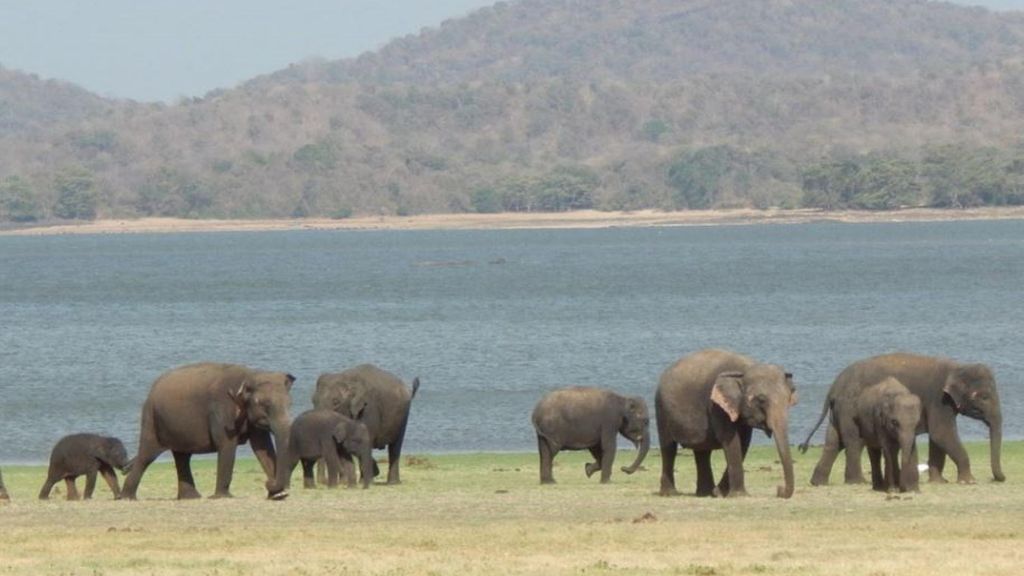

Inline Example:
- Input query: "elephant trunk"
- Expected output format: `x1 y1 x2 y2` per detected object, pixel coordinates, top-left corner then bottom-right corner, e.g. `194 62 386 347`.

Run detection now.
899 431 918 492
771 416 795 499
620 432 650 475
359 451 375 489
988 414 1005 482
268 420 293 499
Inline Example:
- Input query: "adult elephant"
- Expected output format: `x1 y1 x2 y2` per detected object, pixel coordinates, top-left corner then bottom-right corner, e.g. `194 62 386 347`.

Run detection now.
312 364 419 485
120 363 295 500
656 349 797 499
800 353 1004 485
532 387 650 484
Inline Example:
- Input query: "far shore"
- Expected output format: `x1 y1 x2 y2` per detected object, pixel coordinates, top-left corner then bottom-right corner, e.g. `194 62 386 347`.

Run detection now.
3 206 1024 236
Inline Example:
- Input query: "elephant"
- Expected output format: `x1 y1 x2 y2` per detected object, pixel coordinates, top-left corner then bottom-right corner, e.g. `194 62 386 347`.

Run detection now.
39 433 132 500
312 364 419 485
656 349 797 499
531 386 650 484
800 353 1004 485
853 377 921 493
0 469 8 501
273 409 375 491
120 362 295 500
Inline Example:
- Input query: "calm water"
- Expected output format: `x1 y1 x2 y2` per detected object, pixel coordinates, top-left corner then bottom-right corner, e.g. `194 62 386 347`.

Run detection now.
0 221 1021 463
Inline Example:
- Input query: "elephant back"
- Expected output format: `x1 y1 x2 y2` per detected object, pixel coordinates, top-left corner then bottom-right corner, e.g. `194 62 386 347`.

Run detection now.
313 364 414 446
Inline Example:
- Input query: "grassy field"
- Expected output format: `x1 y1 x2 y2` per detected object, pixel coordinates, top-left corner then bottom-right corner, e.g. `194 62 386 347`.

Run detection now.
0 442 1020 575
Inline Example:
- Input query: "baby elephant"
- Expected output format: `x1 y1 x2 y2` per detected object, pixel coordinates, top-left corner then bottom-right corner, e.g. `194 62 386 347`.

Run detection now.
854 377 922 493
532 386 650 484
278 409 375 491
39 434 132 500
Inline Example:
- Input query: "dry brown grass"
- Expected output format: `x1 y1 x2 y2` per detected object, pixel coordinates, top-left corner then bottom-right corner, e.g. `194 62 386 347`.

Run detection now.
1 442 1020 575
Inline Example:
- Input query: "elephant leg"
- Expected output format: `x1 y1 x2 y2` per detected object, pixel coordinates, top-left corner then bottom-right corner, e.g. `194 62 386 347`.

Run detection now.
119 438 165 501
38 472 59 500
839 418 866 484
83 470 97 500
658 440 679 496
172 451 202 500
693 450 715 497
597 432 617 483
211 441 240 498
386 441 403 485
316 460 327 485
585 446 603 479
719 429 748 497
717 427 752 496
99 465 121 499
927 440 947 483
929 420 974 484
64 477 80 501
301 459 317 489
810 423 841 486
537 435 557 485
867 447 885 491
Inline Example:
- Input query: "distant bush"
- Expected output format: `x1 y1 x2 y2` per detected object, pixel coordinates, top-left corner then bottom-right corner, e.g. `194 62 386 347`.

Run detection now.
0 176 42 222
52 168 98 220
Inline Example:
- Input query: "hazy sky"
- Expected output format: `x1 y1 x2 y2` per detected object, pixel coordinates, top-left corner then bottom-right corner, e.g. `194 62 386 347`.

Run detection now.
0 0 1021 103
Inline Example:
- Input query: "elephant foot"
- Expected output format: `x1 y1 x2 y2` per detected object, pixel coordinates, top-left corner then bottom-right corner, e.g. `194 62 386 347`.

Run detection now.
843 477 866 485
267 489 289 501
809 472 829 486
957 476 977 485
993 473 1006 483
584 463 598 478
207 491 232 500
928 474 949 484
724 488 748 498
540 478 557 485
386 479 402 486
658 485 679 497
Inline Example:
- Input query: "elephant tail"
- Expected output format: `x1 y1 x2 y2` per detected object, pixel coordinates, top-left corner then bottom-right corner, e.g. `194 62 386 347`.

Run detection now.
410 377 420 400
798 396 831 454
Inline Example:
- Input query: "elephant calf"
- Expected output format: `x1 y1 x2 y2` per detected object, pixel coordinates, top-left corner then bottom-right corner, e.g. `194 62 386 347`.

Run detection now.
532 387 650 484
274 409 375 491
39 433 132 500
854 377 921 493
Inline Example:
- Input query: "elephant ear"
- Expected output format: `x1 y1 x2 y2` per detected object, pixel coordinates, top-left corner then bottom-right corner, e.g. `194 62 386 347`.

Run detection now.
710 372 744 422
624 397 646 419
228 380 254 411
943 375 967 411
332 422 349 444
785 372 798 407
348 389 369 420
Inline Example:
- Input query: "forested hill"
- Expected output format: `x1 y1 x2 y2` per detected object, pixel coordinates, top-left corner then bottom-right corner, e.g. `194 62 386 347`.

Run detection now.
3 0 1024 223
0 66 119 136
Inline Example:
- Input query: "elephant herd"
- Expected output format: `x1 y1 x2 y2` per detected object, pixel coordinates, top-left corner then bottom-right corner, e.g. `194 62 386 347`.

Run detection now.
0 363 419 502
0 348 1005 503
533 348 1004 498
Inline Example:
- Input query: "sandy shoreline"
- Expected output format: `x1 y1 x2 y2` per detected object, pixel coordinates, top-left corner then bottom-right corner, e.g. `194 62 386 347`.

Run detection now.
3 206 1024 236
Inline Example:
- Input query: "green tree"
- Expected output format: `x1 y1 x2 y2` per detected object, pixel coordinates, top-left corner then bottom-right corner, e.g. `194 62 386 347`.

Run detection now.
667 146 752 209
0 176 42 222
470 187 502 213
52 168 98 220
534 166 599 211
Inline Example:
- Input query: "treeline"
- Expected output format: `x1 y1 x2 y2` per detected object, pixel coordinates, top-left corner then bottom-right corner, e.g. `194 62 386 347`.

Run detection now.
5 143 1024 223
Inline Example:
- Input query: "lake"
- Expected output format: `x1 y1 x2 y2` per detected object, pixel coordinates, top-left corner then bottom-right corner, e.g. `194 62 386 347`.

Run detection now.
0 220 1021 463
